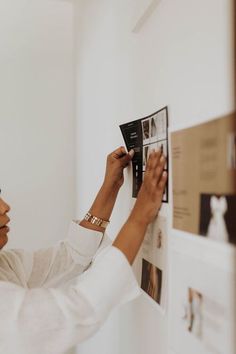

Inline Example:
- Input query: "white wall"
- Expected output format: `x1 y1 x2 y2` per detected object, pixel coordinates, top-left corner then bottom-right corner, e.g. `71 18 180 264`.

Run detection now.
0 0 76 250
75 1 234 354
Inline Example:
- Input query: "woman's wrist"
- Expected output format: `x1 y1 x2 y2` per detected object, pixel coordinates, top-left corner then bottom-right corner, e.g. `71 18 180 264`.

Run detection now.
128 211 149 231
102 179 122 193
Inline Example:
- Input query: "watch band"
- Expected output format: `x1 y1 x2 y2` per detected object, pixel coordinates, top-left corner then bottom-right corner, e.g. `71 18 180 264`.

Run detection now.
84 212 110 229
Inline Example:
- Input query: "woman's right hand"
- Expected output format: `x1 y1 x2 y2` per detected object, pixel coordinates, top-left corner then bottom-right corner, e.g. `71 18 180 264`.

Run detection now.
130 150 167 227
113 149 167 264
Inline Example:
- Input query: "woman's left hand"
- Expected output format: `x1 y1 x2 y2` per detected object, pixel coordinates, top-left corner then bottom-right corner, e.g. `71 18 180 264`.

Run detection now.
103 146 134 189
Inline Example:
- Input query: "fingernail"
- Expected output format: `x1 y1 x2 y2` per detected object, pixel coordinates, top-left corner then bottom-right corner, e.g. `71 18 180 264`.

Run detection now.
162 171 167 177
128 149 135 157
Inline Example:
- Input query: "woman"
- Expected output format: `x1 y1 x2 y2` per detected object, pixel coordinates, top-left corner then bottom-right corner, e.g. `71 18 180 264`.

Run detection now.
0 146 167 354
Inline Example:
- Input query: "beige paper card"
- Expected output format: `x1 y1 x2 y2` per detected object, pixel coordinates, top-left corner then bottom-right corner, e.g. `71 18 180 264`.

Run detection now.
171 113 236 244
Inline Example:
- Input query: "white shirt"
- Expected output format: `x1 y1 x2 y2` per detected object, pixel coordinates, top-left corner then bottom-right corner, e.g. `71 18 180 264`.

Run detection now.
0 222 140 354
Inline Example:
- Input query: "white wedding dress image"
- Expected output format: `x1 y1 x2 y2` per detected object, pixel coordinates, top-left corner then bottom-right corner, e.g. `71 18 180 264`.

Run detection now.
207 196 229 242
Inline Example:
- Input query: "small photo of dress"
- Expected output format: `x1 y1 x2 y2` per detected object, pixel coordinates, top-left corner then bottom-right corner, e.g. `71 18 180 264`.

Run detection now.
183 288 203 339
150 115 158 143
156 109 167 141
199 194 236 244
142 118 151 144
141 259 162 304
143 145 150 171
152 215 167 251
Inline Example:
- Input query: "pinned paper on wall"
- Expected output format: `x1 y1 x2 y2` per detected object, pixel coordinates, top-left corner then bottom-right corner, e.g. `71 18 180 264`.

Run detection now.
169 249 235 354
120 106 169 201
171 113 236 245
140 214 168 309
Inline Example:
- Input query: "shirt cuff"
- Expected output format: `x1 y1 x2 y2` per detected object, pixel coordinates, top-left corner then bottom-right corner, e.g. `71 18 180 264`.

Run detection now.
75 245 141 321
65 221 104 266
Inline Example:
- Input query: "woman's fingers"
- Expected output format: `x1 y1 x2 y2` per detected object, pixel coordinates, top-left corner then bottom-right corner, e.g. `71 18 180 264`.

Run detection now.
145 150 167 196
158 171 168 191
146 150 165 177
146 150 161 171
111 146 126 158
109 146 134 168
119 149 134 167
153 155 166 183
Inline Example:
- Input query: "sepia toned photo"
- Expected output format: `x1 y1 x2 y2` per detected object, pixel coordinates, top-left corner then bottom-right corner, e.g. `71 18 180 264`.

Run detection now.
142 118 151 143
153 218 165 250
156 109 167 141
141 259 162 304
227 132 236 169
150 114 158 143
184 288 203 338
143 145 150 170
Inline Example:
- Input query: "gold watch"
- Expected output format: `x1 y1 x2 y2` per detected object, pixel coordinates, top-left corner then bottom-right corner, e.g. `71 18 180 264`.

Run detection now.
84 212 110 229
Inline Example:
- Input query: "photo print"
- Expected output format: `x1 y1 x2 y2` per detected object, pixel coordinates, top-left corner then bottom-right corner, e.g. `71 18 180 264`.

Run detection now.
142 145 150 170
181 287 227 353
171 113 236 238
142 215 168 265
183 288 203 338
152 215 167 251
141 215 168 309
141 259 162 304
150 114 157 140
156 228 162 249
169 249 234 354
142 118 151 144
199 194 236 244
120 106 169 200
227 132 236 169
156 109 167 141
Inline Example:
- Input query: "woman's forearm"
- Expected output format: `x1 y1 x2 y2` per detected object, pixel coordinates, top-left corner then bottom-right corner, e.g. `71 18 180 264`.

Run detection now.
79 182 120 232
79 147 133 233
113 216 148 264
113 150 167 265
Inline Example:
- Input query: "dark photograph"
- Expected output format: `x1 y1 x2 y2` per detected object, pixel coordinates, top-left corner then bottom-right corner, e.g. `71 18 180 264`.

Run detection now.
141 259 162 304
142 118 151 142
199 194 236 245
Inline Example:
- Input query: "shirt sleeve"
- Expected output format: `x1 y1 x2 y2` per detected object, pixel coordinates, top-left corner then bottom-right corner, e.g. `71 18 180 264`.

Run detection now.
0 246 140 354
0 221 109 288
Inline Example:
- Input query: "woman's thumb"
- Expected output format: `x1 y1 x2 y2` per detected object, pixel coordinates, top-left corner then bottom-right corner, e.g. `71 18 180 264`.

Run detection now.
120 149 134 167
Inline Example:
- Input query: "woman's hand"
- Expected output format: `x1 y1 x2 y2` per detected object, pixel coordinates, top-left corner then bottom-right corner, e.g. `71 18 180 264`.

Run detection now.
0 197 11 249
80 147 134 232
130 149 167 227
103 146 134 190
